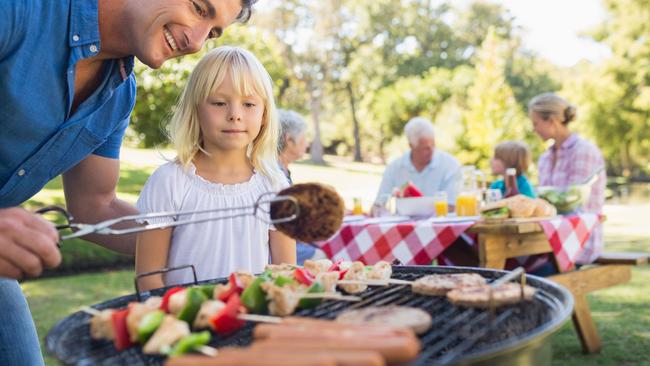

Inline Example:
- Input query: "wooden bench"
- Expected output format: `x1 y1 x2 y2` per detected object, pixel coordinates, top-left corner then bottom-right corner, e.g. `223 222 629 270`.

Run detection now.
549 252 649 354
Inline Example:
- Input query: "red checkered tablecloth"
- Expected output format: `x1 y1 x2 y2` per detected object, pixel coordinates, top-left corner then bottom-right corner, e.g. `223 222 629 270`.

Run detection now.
318 217 476 265
538 213 602 271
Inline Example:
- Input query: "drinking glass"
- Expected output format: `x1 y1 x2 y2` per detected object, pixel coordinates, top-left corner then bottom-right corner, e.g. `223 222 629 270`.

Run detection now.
434 191 448 217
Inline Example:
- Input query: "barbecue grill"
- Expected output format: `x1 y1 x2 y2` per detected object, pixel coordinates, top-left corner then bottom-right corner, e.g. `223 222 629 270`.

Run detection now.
46 265 573 366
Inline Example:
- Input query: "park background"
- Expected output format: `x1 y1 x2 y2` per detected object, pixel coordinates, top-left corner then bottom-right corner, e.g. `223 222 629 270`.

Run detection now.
19 1 650 365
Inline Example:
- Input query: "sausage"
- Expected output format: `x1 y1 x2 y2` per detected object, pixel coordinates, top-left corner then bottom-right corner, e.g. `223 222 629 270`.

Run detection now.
165 348 385 366
281 316 413 334
165 349 337 366
251 336 420 365
253 323 416 341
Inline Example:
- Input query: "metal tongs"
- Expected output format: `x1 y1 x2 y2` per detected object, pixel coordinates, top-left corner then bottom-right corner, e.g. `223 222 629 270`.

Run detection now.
37 192 299 241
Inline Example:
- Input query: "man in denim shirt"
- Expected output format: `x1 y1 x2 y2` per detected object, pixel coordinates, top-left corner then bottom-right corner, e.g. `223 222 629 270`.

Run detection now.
0 1 256 364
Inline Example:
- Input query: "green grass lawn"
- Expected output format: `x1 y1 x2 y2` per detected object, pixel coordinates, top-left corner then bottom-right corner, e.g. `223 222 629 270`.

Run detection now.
20 148 650 365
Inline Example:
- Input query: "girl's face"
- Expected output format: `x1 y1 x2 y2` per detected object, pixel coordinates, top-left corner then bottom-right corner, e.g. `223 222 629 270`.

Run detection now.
197 76 265 153
491 158 506 175
530 111 557 141
283 133 308 163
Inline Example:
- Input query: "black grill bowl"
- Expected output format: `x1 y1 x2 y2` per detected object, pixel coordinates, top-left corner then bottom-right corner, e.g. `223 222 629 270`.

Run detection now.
46 266 573 366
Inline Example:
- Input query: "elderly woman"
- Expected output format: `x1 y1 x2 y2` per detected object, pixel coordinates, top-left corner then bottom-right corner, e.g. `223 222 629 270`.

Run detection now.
277 109 313 264
528 93 606 271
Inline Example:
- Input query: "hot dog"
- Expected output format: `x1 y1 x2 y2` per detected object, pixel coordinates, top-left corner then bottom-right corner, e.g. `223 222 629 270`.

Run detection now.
251 336 420 365
253 323 415 341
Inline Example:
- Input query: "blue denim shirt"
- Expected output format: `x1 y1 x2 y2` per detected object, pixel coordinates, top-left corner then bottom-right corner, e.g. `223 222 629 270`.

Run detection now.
0 0 136 207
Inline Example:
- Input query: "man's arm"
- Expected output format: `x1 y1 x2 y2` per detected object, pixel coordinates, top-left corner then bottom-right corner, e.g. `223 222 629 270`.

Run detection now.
62 154 138 255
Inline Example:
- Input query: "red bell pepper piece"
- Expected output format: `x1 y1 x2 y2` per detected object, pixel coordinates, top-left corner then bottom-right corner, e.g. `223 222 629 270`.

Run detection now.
217 273 244 302
327 258 344 272
111 308 134 351
210 293 246 334
338 269 349 280
294 268 315 286
160 287 185 313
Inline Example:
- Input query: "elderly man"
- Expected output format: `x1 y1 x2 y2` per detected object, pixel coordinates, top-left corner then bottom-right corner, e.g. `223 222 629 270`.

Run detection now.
372 117 461 215
0 0 255 364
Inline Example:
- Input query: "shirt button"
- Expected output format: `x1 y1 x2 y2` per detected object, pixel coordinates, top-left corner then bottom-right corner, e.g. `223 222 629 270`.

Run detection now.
72 35 80 42
18 169 25 176
89 44 98 53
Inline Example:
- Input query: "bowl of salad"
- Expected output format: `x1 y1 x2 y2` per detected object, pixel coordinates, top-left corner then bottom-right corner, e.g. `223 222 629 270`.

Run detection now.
537 185 590 214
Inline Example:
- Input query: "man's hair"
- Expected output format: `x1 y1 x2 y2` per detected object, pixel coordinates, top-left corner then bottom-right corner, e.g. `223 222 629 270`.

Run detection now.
404 117 435 145
494 141 531 176
236 0 258 23
277 109 308 152
168 45 285 189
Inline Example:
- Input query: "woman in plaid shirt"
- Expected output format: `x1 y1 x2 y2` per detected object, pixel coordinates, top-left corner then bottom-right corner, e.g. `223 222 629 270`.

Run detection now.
529 93 606 265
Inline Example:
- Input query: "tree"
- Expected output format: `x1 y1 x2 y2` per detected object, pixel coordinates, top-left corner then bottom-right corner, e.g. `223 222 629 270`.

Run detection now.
456 28 526 170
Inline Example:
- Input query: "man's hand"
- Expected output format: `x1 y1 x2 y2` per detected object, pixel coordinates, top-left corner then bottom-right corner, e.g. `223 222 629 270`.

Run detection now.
0 207 62 279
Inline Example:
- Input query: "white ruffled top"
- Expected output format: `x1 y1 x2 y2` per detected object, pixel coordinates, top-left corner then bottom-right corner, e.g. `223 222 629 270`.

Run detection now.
136 161 285 286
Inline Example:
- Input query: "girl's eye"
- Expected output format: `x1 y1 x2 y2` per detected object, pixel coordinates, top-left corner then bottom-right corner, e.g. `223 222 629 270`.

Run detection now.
211 101 226 106
244 102 256 108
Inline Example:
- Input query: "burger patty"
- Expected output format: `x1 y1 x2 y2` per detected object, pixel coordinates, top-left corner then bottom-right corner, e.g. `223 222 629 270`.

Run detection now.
411 273 487 296
446 283 536 308
336 306 432 335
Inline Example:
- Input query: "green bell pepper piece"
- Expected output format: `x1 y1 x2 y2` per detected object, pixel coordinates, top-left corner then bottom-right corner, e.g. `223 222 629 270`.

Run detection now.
274 275 295 287
167 331 211 357
198 284 216 299
241 277 269 314
137 310 165 344
177 287 207 324
298 282 325 309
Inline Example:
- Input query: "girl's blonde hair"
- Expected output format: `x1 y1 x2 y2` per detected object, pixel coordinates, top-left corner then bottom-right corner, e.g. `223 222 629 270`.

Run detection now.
528 92 577 125
494 141 531 176
169 46 286 189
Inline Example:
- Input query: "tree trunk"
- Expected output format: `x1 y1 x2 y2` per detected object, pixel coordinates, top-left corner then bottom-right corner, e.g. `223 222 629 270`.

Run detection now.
346 81 362 162
309 86 325 164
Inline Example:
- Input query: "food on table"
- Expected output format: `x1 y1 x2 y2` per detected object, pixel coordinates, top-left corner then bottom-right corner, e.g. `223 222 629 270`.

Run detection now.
395 181 423 198
538 185 583 213
336 305 432 335
481 194 557 220
271 183 345 242
411 273 487 296
446 283 536 308
532 198 557 217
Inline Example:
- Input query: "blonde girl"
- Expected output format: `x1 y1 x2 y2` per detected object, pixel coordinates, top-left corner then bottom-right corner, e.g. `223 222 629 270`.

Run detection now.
489 141 536 198
136 46 295 290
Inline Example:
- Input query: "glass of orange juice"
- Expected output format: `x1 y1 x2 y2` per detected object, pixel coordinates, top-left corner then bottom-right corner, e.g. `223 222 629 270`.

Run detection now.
352 197 364 215
434 192 448 217
456 192 479 216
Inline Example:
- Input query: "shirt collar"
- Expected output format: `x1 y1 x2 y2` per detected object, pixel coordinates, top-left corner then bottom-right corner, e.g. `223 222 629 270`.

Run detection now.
403 150 436 172
554 133 579 151
69 0 100 48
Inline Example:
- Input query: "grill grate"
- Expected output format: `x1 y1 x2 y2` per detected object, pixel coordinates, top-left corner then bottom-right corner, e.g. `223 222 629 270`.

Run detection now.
46 266 572 366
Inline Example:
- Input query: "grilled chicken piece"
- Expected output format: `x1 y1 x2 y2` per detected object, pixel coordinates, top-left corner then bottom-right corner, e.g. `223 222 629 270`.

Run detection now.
167 290 188 316
336 305 432 335
412 273 487 296
261 282 300 316
193 300 226 329
303 259 333 275
235 271 256 289
126 301 161 342
339 262 368 294
89 309 115 340
143 296 163 309
316 271 339 293
366 261 392 281
143 315 190 354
